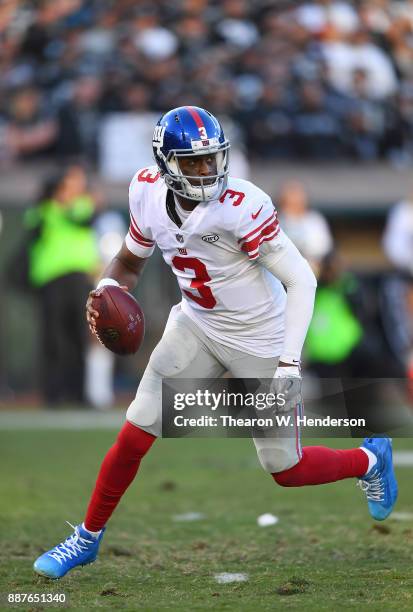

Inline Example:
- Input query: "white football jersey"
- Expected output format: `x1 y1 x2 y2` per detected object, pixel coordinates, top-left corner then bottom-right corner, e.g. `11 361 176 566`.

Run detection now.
125 166 288 357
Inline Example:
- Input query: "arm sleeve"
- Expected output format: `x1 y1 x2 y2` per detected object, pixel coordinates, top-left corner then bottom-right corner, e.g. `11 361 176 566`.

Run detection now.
125 174 156 258
260 229 317 363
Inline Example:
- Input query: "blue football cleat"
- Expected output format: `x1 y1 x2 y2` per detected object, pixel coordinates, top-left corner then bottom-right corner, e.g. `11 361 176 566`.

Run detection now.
33 522 105 579
358 436 398 521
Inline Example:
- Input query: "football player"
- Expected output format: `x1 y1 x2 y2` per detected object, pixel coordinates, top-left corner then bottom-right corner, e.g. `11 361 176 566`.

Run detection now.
34 106 398 579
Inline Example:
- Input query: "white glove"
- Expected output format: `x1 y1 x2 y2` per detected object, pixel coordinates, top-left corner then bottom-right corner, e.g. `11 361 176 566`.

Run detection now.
274 365 301 379
271 364 302 413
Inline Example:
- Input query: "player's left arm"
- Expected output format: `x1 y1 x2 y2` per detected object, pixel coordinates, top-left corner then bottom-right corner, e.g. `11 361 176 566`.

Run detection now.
260 232 316 409
236 192 317 372
260 230 317 371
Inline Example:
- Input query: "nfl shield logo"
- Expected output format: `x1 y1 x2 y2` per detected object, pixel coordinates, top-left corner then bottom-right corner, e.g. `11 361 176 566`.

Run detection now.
176 234 184 243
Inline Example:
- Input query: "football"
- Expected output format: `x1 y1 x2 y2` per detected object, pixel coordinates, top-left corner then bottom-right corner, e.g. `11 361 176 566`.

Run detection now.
92 285 145 355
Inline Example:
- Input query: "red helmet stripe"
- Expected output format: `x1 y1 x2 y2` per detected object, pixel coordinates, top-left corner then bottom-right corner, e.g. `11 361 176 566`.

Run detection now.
185 106 206 132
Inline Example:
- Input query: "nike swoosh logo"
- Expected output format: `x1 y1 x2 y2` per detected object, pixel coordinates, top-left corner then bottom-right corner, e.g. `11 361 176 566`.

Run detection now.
251 205 263 220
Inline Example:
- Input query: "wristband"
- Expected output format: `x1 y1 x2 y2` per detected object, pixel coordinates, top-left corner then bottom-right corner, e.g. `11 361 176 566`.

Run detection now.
96 278 120 290
279 355 300 366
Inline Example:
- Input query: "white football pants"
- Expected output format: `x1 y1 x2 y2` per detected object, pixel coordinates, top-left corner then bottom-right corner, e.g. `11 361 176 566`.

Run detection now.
126 305 302 473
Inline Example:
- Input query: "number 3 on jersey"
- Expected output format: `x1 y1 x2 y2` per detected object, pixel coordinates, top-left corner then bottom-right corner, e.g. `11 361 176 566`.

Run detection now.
172 256 217 309
137 168 160 183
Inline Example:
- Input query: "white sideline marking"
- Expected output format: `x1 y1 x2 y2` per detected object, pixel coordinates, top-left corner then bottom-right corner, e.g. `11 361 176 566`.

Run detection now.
393 451 413 466
257 513 279 527
390 512 413 521
215 573 248 584
0 409 124 430
172 512 206 522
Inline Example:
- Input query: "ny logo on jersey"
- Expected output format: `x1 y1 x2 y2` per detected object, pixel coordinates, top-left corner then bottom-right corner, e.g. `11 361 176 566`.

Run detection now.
153 126 166 157
178 247 187 255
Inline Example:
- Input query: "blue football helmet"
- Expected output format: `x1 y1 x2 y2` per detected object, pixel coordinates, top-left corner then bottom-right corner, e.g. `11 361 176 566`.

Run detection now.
152 106 230 202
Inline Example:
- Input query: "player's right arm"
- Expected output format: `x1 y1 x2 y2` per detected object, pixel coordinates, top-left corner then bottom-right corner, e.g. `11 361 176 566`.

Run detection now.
86 243 148 332
99 241 148 290
87 169 157 332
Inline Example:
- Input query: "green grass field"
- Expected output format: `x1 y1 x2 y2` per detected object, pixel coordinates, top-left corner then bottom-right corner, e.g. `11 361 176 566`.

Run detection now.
1 429 413 611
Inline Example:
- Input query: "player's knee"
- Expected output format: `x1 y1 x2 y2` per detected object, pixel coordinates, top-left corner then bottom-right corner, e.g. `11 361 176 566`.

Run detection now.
127 389 159 430
126 365 163 436
149 326 200 377
257 447 300 474
117 420 155 458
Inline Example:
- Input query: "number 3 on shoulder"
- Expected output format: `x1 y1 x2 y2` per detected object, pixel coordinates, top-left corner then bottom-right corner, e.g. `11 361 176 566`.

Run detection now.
219 189 245 207
138 169 160 183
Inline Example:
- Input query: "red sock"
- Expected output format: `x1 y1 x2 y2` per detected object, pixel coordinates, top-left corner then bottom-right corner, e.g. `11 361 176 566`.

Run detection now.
272 446 368 487
84 421 155 531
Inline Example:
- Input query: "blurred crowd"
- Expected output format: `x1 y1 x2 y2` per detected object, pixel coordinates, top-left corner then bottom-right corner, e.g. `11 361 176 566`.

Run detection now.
2 0 413 165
